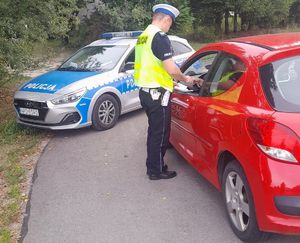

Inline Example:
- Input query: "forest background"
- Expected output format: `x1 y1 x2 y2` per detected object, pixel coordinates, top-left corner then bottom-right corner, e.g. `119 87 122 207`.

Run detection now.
1 0 300 81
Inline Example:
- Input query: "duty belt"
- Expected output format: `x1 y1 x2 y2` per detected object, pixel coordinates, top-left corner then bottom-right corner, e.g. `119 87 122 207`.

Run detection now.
141 87 168 93
141 87 159 93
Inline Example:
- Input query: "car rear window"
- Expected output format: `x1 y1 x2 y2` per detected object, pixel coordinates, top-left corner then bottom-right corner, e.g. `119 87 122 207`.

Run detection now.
260 55 300 112
171 40 193 56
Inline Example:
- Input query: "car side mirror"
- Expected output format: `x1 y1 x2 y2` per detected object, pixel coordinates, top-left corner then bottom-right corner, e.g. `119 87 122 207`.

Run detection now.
122 62 134 72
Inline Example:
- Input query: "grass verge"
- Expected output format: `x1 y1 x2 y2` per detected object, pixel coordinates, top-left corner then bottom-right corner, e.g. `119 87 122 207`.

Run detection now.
0 75 49 243
0 40 69 242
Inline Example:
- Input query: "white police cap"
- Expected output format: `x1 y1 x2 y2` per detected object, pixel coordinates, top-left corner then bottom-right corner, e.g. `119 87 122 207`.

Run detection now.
152 4 180 21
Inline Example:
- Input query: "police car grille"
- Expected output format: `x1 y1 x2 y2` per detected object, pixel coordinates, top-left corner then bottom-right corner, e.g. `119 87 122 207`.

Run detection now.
14 99 49 121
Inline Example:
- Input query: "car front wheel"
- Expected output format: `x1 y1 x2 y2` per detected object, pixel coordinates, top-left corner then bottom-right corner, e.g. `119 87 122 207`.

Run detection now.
92 94 120 131
222 160 269 242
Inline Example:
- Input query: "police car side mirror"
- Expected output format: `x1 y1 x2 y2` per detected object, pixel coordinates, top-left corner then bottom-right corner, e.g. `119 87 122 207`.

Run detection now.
122 62 134 72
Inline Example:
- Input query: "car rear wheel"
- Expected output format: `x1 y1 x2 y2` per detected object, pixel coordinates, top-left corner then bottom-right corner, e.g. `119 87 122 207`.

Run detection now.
92 94 120 131
222 160 269 242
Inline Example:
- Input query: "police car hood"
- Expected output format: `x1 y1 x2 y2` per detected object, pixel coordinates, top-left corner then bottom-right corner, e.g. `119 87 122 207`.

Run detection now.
19 70 102 95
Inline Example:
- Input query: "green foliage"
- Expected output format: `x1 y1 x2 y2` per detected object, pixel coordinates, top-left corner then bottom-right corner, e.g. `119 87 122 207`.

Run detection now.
0 120 21 145
0 0 79 79
0 0 299 77
0 76 46 242
290 0 300 24
107 1 151 31
0 228 11 243
69 0 150 46
0 118 42 146
69 2 113 46
4 163 25 186
186 26 216 42
240 0 295 29
69 0 193 47
0 120 26 145
152 0 194 34
8 186 21 200
190 0 225 35
0 202 19 229
191 0 297 35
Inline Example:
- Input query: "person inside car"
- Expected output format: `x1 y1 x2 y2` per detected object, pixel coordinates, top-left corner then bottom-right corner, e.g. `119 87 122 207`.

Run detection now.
189 58 246 95
211 58 246 96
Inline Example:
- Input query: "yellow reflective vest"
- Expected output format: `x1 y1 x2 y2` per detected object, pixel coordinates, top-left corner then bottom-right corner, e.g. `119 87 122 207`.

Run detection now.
134 25 173 92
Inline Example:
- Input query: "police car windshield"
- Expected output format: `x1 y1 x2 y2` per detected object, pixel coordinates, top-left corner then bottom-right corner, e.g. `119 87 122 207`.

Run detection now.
58 45 128 72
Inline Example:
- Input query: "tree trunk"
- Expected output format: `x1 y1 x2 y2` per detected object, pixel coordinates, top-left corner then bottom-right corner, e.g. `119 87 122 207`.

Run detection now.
248 20 253 30
234 12 238 32
224 10 229 35
215 12 223 35
240 14 247 31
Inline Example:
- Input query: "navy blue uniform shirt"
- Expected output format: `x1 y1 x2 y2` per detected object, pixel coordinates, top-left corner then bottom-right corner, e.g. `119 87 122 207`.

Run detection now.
151 32 174 61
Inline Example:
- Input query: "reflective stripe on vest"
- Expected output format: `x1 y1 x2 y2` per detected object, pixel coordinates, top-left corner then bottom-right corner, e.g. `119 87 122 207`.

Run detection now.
134 25 173 92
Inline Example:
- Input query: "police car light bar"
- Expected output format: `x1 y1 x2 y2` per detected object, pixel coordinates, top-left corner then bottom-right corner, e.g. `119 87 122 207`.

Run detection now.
100 31 142 39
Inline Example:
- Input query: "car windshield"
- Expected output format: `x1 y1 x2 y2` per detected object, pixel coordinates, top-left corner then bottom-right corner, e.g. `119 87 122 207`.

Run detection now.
58 45 128 72
260 55 300 112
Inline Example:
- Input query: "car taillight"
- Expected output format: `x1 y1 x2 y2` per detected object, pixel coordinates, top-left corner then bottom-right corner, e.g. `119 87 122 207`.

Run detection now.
246 118 300 163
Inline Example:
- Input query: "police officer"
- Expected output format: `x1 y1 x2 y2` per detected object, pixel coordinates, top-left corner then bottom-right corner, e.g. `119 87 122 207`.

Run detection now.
134 4 201 180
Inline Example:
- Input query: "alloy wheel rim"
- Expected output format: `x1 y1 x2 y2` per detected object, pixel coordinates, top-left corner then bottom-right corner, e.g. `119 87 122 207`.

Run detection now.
225 171 250 232
98 100 115 125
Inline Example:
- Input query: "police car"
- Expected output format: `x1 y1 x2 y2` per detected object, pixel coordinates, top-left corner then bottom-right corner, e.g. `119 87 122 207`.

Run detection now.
14 31 194 130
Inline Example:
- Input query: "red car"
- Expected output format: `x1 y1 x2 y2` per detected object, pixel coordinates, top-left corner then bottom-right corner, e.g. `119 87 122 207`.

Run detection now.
170 33 300 241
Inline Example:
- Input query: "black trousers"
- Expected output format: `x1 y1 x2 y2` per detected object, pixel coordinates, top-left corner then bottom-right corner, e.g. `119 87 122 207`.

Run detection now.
139 88 171 175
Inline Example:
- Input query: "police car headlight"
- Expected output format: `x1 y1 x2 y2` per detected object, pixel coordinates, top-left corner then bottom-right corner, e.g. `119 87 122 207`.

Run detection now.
51 88 87 105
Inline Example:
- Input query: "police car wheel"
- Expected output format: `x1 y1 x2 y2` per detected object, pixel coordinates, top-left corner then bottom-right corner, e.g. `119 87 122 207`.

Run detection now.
92 94 120 131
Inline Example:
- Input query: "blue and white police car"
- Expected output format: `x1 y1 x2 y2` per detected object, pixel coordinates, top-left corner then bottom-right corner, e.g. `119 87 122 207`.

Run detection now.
14 31 194 130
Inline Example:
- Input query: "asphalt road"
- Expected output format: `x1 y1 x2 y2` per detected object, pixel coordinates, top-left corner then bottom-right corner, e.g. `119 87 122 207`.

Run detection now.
22 110 300 243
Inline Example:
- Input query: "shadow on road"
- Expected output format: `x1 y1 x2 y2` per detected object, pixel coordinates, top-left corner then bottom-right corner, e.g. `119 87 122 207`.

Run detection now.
45 109 144 139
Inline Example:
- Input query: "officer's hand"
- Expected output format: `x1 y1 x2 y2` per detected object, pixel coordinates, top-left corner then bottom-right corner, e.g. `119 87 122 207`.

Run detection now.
173 80 180 87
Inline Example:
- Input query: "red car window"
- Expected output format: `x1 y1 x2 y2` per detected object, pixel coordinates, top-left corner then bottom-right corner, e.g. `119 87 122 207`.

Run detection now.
260 55 300 112
203 54 246 97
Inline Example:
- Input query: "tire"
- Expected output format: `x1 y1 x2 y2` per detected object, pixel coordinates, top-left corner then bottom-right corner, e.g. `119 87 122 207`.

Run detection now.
92 94 120 131
222 160 269 242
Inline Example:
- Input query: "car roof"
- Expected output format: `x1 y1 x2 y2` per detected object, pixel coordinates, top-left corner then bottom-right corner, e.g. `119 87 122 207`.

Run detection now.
88 38 137 46
195 32 300 67
227 32 300 51
88 35 189 47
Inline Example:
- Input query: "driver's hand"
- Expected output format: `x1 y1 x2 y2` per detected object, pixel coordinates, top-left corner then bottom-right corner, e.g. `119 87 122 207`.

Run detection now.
193 77 204 87
185 76 204 87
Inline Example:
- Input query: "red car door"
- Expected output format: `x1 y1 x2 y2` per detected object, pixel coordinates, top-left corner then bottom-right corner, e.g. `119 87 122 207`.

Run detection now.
195 54 248 177
170 52 218 171
171 93 199 166
171 52 248 183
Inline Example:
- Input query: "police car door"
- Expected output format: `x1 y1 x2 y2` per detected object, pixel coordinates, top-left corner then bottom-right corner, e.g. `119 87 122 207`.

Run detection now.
117 48 140 113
